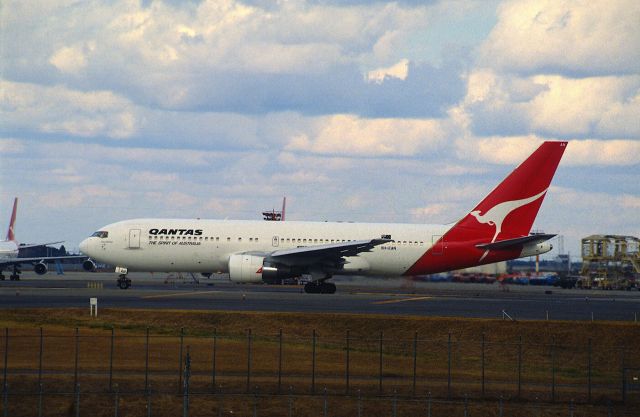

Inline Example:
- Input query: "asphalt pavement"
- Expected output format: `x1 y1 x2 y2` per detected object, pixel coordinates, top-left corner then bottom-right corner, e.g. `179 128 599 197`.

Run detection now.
1 272 639 321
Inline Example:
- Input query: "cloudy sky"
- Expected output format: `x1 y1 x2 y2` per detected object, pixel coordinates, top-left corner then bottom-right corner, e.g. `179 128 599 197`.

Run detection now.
1 0 639 258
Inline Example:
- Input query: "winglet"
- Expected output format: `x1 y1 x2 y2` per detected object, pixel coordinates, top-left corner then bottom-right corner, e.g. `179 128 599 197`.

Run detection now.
6 197 17 241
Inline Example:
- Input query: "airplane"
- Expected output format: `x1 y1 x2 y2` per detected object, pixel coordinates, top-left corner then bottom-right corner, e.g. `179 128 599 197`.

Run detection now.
0 198 86 280
80 141 567 292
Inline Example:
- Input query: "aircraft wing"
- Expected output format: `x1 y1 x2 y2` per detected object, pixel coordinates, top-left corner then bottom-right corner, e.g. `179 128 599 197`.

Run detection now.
18 241 65 250
0 255 87 268
266 238 392 267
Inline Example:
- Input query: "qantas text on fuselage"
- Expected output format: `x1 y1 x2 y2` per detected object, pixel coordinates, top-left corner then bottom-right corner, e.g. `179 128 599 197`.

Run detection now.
80 141 567 292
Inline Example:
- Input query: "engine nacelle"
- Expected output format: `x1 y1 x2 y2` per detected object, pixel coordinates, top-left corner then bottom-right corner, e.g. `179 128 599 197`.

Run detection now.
520 241 553 258
34 262 48 275
83 259 97 272
228 254 265 283
228 254 298 284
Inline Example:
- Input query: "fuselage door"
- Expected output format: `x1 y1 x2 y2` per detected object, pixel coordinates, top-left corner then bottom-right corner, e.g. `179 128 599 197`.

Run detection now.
129 229 141 249
272 236 279 247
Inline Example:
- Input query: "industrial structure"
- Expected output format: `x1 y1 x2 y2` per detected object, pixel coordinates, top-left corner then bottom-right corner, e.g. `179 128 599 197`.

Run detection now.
579 235 640 290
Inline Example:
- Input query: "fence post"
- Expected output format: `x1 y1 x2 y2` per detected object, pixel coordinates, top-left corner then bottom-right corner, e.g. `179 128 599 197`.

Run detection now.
481 333 485 398
2 384 7 417
311 329 316 395
518 335 522 398
413 331 418 397
73 327 79 389
569 399 575 417
621 346 626 403
183 346 191 417
178 327 184 394
588 338 592 402
357 389 362 417
253 386 259 417
323 387 328 417
246 329 252 394
426 391 431 417
288 386 294 417
393 389 398 417
38 383 43 417
146 384 152 417
114 384 119 417
2 329 7 391
345 329 350 395
278 328 283 394
74 384 80 417
551 337 556 403
212 328 217 393
379 331 383 395
109 327 114 392
38 327 43 387
145 327 150 394
447 332 452 399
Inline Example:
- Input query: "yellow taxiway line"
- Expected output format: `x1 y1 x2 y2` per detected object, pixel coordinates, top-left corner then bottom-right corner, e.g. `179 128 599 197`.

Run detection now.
371 296 432 305
141 290 222 299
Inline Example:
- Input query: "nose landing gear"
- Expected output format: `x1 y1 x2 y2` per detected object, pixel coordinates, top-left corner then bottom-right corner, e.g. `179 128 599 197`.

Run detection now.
117 274 131 289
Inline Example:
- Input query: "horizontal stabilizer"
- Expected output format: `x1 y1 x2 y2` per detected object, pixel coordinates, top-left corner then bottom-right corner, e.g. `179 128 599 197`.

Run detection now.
475 234 556 250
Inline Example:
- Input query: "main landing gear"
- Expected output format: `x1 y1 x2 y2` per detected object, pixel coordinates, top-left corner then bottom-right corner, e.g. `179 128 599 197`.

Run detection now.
304 281 337 294
3 265 21 281
117 274 131 289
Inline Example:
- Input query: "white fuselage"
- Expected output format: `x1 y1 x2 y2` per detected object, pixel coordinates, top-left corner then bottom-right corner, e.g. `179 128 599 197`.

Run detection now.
80 218 450 276
0 241 19 261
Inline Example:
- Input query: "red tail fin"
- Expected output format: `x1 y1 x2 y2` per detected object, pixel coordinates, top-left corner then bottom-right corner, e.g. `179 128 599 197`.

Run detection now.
406 141 567 275
6 197 17 241
457 141 567 243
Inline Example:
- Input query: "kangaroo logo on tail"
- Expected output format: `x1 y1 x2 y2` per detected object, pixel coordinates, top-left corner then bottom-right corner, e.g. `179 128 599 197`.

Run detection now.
470 189 547 261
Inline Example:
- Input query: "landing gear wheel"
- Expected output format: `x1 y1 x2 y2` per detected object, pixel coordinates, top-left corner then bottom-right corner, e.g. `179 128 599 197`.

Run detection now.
117 275 131 289
321 282 336 294
304 281 336 294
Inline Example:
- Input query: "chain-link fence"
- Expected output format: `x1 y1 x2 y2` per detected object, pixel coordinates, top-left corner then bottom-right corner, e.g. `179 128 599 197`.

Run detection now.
1 327 639 416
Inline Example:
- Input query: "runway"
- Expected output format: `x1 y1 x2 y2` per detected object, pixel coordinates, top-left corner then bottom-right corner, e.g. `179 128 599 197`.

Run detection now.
1 272 639 321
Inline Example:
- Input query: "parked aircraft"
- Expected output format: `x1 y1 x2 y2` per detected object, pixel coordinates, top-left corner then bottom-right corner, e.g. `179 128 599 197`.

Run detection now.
0 198 84 280
80 141 567 292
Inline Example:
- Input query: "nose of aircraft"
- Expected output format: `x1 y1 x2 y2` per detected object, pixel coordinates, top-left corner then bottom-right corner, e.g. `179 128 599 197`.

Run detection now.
79 238 90 254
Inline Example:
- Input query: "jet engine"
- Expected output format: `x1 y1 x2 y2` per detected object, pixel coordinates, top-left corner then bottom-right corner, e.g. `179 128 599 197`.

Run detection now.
228 254 298 284
34 262 48 275
520 241 552 257
83 259 97 272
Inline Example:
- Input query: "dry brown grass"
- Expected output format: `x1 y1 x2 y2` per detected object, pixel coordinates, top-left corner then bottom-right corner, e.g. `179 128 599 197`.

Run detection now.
1 308 639 416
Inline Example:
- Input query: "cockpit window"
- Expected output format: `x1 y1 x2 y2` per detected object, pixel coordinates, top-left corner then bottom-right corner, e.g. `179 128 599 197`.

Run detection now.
91 231 109 238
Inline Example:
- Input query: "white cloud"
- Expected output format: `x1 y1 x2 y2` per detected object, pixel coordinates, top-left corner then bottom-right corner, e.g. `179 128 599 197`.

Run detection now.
459 70 640 139
479 0 640 75
367 59 409 84
0 80 138 139
410 203 455 222
527 75 640 137
563 139 640 166
0 138 24 154
456 135 543 164
285 114 447 157
49 45 89 74
457 136 640 166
